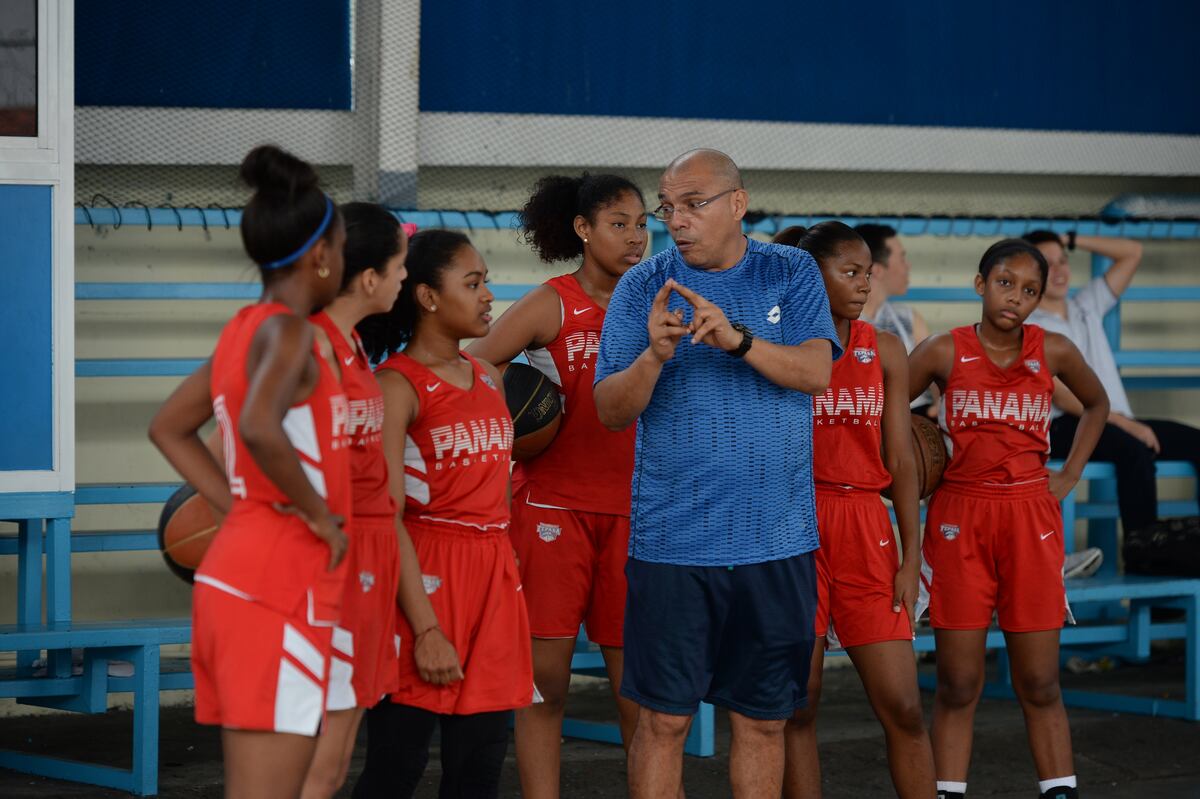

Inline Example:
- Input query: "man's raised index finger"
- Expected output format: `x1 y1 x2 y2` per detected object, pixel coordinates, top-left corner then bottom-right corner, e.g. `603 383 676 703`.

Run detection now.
652 280 673 310
667 278 705 307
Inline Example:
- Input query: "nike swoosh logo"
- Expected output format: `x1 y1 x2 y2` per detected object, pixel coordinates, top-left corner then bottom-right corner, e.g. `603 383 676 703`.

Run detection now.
426 382 441 392
960 356 981 362
1041 531 1055 540
879 538 891 547
343 355 355 366
573 307 593 316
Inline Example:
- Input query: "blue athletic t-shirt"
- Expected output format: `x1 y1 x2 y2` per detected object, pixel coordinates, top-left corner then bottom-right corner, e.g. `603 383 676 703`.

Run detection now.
595 238 842 567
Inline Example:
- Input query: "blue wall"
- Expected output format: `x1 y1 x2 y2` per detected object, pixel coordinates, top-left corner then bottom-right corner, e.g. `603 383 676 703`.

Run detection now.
0 185 54 471
420 1 1200 135
76 1 352 110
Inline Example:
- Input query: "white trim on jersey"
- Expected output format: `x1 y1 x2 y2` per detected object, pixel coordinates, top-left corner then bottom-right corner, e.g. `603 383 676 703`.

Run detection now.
405 474 431 505
194 574 256 602
275 658 324 735
524 345 563 387
404 434 426 474
416 514 509 531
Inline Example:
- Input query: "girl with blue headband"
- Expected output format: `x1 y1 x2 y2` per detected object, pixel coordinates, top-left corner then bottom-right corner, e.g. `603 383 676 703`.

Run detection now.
150 145 352 798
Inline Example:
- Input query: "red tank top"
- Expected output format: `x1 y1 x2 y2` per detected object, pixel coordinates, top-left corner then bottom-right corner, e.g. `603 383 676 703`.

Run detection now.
377 352 513 532
514 275 636 515
941 324 1054 487
311 311 396 519
199 303 352 623
812 321 890 492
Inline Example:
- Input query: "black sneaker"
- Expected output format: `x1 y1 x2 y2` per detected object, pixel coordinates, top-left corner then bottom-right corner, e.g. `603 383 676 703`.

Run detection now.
1040 787 1078 799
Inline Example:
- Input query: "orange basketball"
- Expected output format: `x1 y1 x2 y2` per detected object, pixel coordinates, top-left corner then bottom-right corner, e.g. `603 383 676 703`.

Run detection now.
883 414 948 500
157 483 219 583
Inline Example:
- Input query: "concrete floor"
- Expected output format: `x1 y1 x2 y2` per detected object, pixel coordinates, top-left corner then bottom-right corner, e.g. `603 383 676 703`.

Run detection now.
1 656 1198 797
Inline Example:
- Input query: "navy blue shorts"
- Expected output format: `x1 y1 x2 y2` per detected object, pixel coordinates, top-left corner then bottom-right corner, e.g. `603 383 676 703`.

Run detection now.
621 553 817 720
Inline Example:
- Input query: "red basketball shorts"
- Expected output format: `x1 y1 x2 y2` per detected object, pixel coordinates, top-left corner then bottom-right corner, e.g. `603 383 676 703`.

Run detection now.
327 515 401 711
192 581 333 735
390 519 533 715
814 487 912 649
509 486 629 648
921 481 1068 632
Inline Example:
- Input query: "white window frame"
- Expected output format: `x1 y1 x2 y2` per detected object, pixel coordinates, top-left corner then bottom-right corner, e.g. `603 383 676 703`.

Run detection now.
0 0 75 493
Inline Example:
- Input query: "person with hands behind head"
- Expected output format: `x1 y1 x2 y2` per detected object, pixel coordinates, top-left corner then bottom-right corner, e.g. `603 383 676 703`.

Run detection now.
148 145 352 799
466 173 648 799
352 230 531 799
1024 230 1200 541
908 239 1107 799
594 149 841 799
773 223 935 799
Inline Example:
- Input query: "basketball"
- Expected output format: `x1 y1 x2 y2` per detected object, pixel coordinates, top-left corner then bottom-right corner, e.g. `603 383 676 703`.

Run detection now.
883 414 948 501
156 483 219 584
503 362 562 461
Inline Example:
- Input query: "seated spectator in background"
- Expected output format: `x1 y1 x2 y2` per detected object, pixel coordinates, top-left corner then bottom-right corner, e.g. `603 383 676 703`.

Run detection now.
855 224 938 418
1025 230 1200 536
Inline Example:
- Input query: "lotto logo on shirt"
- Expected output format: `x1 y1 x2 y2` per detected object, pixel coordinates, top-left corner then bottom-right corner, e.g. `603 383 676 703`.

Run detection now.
564 331 600 372
813 384 884 426
347 396 384 447
428 416 514 469
948 390 1050 431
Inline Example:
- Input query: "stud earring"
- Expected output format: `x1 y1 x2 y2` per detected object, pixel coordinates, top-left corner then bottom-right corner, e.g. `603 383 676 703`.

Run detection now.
583 238 589 244
317 266 330 278
429 305 437 312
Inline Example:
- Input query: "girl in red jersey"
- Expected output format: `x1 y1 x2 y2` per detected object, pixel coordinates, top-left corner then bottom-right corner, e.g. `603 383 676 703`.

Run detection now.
351 230 532 799
908 239 1108 799
465 173 648 798
149 146 352 799
301 206 457 797
772 223 935 799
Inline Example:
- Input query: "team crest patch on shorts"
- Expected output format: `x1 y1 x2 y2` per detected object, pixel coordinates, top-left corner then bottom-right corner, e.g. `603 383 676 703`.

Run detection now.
537 522 562 542
854 347 876 364
359 570 376 593
1025 359 1042 373
940 523 960 541
421 574 442 594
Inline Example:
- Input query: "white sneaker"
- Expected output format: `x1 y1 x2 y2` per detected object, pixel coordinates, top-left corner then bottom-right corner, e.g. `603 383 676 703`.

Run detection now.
1064 547 1103 579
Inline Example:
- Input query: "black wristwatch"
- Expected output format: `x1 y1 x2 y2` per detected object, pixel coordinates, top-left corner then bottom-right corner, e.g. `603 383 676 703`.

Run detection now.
728 322 753 358
1066 230 1077 251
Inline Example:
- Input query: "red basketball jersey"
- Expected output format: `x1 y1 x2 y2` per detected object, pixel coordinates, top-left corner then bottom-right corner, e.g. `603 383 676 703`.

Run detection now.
377 352 513 531
941 324 1054 487
812 321 890 492
199 303 352 622
311 311 396 519
514 274 636 515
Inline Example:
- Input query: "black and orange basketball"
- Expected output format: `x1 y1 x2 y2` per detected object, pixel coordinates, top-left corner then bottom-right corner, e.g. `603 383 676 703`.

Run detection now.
157 483 219 584
502 362 562 461
884 414 948 500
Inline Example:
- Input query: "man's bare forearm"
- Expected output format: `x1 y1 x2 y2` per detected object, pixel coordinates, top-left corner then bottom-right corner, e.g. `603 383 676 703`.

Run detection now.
594 349 664 430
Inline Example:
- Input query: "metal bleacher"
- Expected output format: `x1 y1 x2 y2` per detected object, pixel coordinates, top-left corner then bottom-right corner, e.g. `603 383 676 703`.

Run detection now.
1 208 1197 794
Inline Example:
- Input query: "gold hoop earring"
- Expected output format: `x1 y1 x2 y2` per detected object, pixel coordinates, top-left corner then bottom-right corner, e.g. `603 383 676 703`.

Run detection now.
317 266 330 279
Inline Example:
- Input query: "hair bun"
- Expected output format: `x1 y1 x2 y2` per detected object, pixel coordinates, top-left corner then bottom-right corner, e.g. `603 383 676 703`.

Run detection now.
239 144 319 199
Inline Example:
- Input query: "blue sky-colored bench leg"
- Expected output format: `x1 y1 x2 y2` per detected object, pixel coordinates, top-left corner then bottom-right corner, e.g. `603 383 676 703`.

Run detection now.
16 519 40 675
684 703 714 757
130 642 160 796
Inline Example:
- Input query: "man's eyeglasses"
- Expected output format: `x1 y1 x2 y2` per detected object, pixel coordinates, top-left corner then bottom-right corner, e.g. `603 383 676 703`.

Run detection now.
653 188 738 222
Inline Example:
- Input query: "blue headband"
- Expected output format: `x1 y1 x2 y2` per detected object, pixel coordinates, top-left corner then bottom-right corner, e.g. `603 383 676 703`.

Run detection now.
262 195 335 270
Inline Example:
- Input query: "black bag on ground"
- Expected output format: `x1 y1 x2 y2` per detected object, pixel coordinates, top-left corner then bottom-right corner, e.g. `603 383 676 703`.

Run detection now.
1123 516 1200 577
